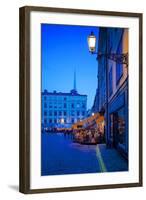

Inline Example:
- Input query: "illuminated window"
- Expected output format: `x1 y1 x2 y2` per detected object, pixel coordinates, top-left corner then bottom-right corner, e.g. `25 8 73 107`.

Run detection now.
110 107 126 147
117 107 126 145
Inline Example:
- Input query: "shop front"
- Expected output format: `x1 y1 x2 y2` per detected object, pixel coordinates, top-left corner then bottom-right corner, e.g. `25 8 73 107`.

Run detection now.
108 86 128 159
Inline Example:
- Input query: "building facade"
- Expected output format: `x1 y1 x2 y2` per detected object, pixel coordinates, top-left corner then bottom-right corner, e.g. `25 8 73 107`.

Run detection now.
94 27 128 158
107 28 128 158
92 28 107 114
42 89 87 128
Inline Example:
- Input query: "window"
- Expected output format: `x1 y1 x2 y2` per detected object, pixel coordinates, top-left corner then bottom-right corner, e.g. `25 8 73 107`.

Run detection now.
77 111 80 116
71 111 74 116
82 111 85 116
64 111 67 116
44 111 47 116
110 107 126 147
59 111 62 116
49 111 52 116
71 103 74 108
44 102 47 108
117 107 125 145
64 103 67 108
76 103 80 108
109 67 113 96
82 103 85 108
54 111 57 116
54 119 57 123
44 119 47 124
49 119 52 123
110 114 114 139
71 118 74 123
116 36 123 83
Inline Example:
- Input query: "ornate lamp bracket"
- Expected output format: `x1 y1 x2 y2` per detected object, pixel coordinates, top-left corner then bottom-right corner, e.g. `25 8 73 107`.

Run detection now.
107 53 128 66
97 52 128 66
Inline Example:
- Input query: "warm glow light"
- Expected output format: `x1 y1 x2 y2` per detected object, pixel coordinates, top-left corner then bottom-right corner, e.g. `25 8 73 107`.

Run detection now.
87 31 96 53
60 118 64 124
92 112 94 116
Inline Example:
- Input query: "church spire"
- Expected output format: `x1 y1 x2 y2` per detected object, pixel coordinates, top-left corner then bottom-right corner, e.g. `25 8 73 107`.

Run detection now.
70 69 77 94
74 70 77 91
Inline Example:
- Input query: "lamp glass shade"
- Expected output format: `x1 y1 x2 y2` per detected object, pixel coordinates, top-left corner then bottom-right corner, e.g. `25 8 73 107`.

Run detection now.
87 33 96 53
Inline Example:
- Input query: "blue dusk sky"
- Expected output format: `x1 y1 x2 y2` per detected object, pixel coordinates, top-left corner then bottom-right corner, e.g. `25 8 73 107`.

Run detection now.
41 24 99 109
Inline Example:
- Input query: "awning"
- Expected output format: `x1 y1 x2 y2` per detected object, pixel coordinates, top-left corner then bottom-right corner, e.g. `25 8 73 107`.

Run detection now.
95 116 104 124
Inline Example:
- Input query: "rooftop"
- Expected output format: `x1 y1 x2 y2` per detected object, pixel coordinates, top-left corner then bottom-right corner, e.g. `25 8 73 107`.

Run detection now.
42 90 87 97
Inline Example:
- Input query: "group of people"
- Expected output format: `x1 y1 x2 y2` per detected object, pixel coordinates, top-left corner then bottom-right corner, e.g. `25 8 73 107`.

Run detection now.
73 128 104 144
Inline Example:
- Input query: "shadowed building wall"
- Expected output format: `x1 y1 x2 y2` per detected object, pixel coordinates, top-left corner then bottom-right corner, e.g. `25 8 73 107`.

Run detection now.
94 27 128 159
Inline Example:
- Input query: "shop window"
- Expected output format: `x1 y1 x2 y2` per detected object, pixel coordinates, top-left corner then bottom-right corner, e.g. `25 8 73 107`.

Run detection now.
110 114 114 139
117 107 126 145
110 106 126 147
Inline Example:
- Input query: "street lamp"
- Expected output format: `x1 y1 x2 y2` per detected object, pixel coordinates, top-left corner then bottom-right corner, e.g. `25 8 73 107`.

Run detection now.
87 31 97 53
87 31 128 66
